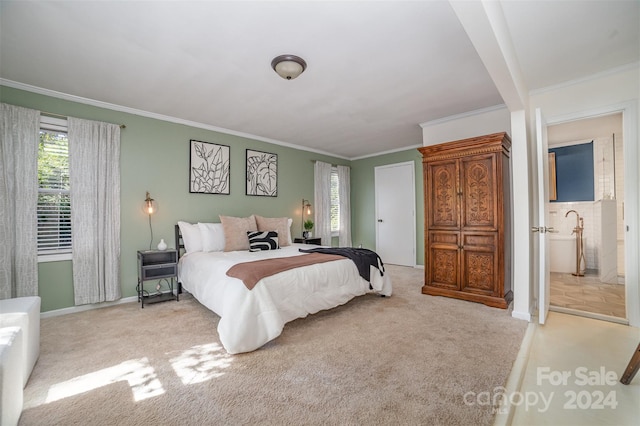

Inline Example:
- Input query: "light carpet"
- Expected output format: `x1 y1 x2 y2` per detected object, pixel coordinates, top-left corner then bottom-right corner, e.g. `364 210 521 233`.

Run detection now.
19 265 527 425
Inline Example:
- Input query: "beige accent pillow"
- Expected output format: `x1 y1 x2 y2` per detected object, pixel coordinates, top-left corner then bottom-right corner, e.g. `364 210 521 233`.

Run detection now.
219 215 258 252
255 215 290 247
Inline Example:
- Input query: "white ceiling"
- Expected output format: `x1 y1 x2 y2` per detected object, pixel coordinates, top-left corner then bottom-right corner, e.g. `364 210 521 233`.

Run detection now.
1 1 638 159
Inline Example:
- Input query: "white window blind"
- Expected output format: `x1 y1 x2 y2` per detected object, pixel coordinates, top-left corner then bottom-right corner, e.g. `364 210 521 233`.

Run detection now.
37 116 71 256
330 167 340 233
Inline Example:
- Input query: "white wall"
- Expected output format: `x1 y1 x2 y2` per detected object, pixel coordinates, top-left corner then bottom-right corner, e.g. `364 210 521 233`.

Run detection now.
530 66 638 119
420 105 510 146
510 109 533 321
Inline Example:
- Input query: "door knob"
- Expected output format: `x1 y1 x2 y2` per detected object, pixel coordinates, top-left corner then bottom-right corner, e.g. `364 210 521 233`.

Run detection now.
531 226 556 233
377 219 383 222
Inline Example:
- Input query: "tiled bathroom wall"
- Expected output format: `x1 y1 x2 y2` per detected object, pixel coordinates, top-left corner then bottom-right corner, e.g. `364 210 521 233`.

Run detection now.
547 131 624 275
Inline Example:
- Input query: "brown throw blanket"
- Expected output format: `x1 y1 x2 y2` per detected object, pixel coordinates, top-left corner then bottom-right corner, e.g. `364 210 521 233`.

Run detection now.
226 253 345 290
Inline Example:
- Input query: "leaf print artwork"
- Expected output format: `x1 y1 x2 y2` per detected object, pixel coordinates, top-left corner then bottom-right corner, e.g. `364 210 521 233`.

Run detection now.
246 149 277 196
189 140 230 194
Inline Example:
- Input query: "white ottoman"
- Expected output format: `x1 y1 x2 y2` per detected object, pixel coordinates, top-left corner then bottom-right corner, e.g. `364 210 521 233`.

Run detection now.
0 327 24 426
0 296 41 387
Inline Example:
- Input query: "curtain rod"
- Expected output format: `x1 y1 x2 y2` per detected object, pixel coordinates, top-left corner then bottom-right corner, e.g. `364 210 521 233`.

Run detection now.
310 160 339 167
41 111 126 129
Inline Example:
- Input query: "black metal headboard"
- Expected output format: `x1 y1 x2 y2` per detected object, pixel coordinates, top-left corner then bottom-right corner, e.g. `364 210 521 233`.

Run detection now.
175 224 186 260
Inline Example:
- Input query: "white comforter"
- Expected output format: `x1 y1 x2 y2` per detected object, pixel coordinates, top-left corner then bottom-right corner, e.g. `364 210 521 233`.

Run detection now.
178 244 392 354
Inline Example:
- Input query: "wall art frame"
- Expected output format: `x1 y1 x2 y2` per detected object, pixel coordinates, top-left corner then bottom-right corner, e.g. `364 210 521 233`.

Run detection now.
246 149 278 197
189 139 230 195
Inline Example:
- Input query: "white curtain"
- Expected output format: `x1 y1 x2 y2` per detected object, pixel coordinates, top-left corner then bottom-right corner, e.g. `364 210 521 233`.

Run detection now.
314 161 332 246
0 103 40 299
337 165 352 247
69 118 121 305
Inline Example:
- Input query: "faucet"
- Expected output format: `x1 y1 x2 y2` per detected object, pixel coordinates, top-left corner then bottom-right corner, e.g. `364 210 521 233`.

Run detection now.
565 209 581 232
565 209 586 276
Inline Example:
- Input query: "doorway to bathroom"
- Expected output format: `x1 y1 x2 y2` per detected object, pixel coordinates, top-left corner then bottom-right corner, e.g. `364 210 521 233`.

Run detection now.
546 113 626 322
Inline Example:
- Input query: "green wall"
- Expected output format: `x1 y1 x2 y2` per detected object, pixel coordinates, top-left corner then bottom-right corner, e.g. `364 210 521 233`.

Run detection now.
351 150 424 266
1 85 424 312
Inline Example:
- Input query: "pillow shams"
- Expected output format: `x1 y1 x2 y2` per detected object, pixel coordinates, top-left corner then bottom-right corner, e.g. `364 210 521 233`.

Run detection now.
247 231 279 252
177 221 203 253
220 215 258 251
198 222 225 252
255 215 291 248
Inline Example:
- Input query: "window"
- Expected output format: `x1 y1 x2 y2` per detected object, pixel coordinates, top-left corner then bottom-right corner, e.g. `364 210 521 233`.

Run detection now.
37 116 71 260
330 167 340 233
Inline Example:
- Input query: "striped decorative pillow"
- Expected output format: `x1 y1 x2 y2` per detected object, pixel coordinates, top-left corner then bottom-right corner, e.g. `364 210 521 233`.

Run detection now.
247 231 279 252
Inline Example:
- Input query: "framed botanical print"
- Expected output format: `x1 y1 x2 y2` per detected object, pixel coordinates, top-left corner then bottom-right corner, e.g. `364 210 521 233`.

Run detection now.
246 149 277 196
189 139 230 194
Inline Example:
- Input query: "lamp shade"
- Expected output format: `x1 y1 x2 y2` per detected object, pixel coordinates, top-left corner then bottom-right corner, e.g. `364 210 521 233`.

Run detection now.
142 191 158 215
271 55 307 80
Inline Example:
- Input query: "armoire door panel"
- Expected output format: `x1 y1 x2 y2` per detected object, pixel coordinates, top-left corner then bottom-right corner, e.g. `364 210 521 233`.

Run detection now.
461 247 497 295
462 233 496 249
430 232 458 245
460 155 497 230
427 160 459 229
428 245 459 290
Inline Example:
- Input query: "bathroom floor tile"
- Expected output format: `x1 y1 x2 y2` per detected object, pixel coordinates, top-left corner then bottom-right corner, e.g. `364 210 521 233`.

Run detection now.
550 272 626 319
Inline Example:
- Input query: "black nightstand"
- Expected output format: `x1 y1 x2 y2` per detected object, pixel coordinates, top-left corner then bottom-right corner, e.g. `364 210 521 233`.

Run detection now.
294 237 322 245
137 250 179 308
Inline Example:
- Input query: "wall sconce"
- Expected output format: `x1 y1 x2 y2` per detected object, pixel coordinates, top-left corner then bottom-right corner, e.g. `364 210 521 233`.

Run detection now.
271 54 307 80
142 191 158 216
142 191 158 249
301 198 311 237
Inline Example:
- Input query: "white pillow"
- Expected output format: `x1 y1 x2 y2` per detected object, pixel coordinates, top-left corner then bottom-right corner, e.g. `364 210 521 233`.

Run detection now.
177 221 203 253
198 222 225 252
287 218 293 245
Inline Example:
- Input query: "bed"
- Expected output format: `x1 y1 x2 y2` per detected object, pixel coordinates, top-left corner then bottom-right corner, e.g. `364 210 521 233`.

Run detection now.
175 216 392 354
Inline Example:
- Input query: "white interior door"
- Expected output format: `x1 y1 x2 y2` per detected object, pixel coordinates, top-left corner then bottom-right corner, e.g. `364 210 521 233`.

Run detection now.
375 162 415 266
535 108 552 324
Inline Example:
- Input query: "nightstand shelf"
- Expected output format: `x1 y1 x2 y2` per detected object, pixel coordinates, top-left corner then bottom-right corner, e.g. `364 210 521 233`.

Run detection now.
137 250 179 308
294 237 322 245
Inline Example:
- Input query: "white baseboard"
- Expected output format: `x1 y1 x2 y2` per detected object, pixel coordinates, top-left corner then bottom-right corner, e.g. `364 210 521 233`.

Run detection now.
40 296 138 319
511 310 532 321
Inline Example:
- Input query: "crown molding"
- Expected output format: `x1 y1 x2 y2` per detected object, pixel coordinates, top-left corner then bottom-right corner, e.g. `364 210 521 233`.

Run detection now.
419 103 507 128
351 143 423 161
0 78 351 160
529 62 640 96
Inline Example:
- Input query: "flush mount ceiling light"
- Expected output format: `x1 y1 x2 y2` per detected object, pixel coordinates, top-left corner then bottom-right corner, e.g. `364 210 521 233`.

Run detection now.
271 54 307 80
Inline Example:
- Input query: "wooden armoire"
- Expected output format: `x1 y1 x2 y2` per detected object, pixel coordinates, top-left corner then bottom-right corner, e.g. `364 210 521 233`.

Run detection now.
418 132 512 309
